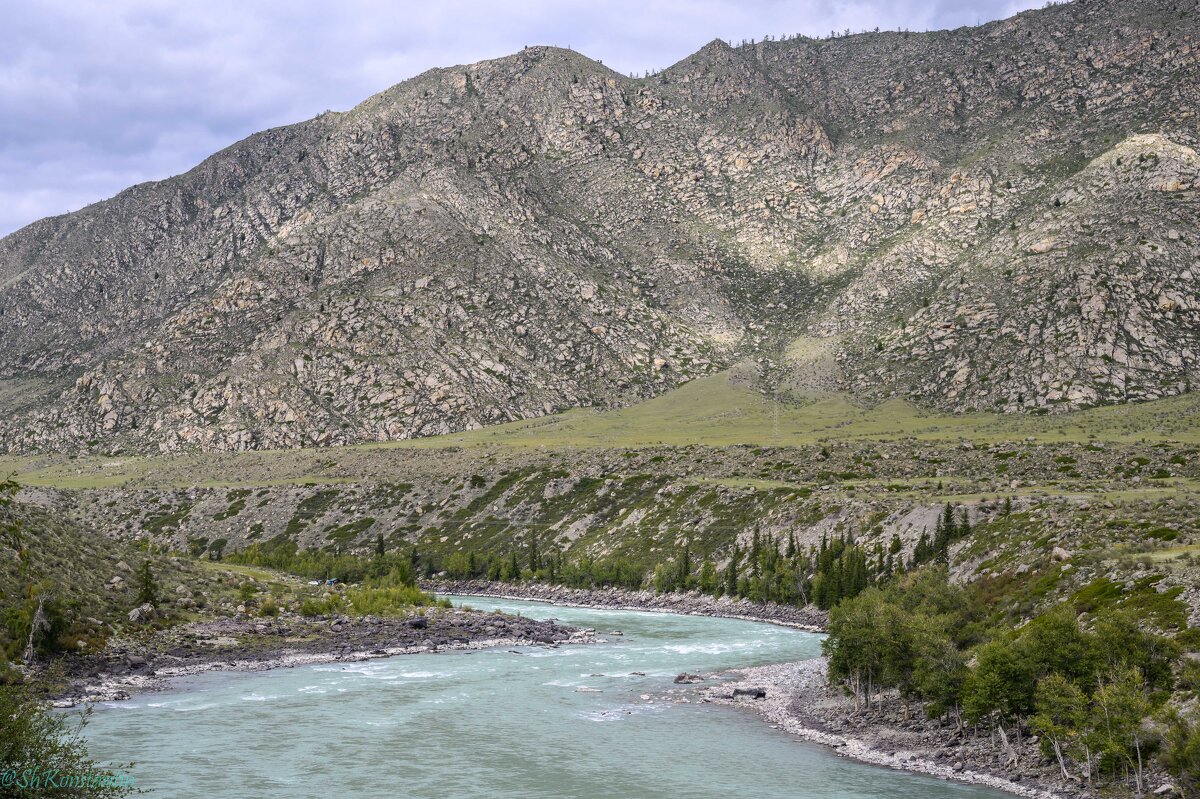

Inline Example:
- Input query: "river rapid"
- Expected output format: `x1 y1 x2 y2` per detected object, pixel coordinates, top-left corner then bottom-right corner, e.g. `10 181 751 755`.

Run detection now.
83 596 1009 798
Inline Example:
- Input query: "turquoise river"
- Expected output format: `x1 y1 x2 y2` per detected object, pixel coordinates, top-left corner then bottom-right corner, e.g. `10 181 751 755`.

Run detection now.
83 597 1010 798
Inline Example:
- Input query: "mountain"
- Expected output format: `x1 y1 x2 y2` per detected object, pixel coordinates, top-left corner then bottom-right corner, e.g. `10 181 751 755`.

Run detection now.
1 0 1197 454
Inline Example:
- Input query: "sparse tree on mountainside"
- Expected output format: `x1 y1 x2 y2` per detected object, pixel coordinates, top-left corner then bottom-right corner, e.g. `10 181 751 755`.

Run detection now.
134 560 158 607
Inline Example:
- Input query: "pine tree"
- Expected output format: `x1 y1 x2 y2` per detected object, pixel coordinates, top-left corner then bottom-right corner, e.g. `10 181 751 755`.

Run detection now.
750 528 762 577
812 573 828 608
700 559 718 595
724 545 740 597
912 529 931 566
675 539 692 590
528 534 541 573
135 560 158 607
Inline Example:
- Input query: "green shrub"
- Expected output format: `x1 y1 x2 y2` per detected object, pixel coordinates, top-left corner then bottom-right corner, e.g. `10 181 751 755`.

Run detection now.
1163 708 1200 796
0 682 136 797
344 585 447 616
299 596 342 617
4 590 68 661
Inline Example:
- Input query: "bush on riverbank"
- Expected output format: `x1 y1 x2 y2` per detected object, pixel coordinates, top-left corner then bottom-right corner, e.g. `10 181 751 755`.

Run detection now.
226 537 453 616
823 568 1196 794
345 584 450 615
226 537 417 586
298 583 449 617
0 681 135 798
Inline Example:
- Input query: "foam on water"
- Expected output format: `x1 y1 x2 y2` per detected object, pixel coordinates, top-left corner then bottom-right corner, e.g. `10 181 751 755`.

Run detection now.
84 596 1010 799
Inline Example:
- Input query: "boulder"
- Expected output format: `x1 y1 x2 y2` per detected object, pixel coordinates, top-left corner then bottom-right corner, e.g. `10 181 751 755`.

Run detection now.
127 603 156 624
673 673 704 684
732 687 767 700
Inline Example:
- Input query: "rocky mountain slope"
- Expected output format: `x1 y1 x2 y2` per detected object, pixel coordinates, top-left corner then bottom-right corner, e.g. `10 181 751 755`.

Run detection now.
14 431 1200 628
1 0 1198 454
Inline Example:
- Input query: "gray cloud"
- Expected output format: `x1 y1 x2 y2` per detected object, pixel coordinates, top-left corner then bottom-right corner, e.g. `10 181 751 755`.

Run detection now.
0 0 1041 237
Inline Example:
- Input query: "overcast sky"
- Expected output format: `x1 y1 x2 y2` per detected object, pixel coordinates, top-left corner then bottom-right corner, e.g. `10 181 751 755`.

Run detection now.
0 0 1042 238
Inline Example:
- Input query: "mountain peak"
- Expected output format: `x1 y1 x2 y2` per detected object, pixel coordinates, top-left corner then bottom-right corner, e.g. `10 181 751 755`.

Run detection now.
1 0 1198 454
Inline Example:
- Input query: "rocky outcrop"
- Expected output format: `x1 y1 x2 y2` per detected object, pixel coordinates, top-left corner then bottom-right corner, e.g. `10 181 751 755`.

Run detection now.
2 0 1199 452
854 135 1200 412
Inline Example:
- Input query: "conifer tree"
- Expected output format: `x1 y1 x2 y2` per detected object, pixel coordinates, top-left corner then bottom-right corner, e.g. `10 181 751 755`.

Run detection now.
135 560 158 607
700 559 718 595
675 539 692 589
528 533 541 573
724 544 740 597
750 528 762 577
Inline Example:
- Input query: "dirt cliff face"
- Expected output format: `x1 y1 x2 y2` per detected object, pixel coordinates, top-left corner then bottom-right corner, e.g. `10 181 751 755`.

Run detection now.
1 0 1198 454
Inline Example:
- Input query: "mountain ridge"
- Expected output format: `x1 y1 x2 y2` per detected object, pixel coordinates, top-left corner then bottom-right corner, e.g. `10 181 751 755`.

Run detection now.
1 0 1197 454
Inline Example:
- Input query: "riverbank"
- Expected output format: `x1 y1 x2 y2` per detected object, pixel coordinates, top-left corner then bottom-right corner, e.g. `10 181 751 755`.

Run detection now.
433 582 1116 799
705 659 1146 799
47 588 1149 798
425 579 828 630
51 609 587 707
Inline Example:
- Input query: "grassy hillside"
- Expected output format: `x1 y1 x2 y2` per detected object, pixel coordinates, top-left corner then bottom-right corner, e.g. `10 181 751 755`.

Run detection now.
2 374 1197 651
4 372 1200 491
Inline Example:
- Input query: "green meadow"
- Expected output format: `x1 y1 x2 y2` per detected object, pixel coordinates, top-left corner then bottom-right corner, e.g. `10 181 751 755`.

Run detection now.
4 371 1199 490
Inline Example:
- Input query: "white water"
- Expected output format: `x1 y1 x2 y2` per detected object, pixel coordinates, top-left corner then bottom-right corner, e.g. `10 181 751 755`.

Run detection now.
83 597 1009 798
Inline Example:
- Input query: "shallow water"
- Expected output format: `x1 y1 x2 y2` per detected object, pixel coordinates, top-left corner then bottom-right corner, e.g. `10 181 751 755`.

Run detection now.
84 597 1007 798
